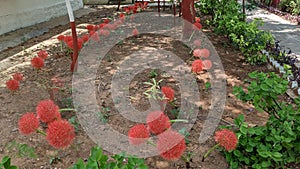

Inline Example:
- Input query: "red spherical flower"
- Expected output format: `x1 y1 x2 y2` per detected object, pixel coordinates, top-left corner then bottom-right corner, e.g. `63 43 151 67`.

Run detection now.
193 48 202 57
46 120 75 148
13 72 23 81
31 57 44 69
37 50 48 59
157 130 186 160
103 23 115 30
86 24 96 31
77 38 84 50
36 100 61 123
81 34 89 43
99 29 110 37
203 60 212 70
99 23 106 29
132 28 139 36
191 59 203 73
161 86 174 102
63 36 73 43
193 22 202 30
18 112 39 135
199 48 210 58
128 124 150 145
119 13 125 19
125 8 131 14
146 111 171 135
193 39 201 47
57 35 65 41
144 2 149 6
103 18 110 24
67 40 74 50
6 79 19 91
214 129 238 151
90 32 100 42
195 17 201 23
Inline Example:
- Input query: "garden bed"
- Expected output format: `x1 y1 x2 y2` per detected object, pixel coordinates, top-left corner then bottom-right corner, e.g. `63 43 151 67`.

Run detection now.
0 5 295 169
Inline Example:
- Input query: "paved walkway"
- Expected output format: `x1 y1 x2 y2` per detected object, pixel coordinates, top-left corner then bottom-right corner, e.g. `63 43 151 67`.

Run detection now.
245 4 300 55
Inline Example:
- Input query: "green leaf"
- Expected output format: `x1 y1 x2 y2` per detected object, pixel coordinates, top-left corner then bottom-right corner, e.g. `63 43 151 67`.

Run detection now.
260 84 269 91
272 152 282 159
261 160 271 168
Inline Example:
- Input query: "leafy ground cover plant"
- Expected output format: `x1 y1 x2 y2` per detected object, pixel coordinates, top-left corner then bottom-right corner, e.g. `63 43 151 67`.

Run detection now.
218 71 300 168
0 156 17 169
70 146 148 169
196 0 275 64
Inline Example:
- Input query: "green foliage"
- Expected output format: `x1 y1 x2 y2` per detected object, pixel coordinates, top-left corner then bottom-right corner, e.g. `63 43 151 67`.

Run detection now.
196 0 274 64
68 116 80 133
149 69 158 78
0 156 18 169
143 78 164 100
5 140 37 158
224 71 300 168
280 0 300 15
69 147 148 169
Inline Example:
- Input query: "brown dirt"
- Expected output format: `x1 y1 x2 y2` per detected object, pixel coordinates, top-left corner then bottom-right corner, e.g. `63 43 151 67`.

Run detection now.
0 5 275 169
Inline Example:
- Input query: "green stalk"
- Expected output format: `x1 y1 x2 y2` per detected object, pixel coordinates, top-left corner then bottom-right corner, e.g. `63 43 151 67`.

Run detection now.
59 108 77 112
202 143 220 162
188 30 195 42
36 129 47 136
169 119 189 123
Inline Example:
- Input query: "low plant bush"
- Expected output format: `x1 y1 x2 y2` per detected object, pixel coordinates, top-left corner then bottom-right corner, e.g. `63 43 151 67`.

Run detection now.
70 146 148 169
218 71 300 168
196 0 275 64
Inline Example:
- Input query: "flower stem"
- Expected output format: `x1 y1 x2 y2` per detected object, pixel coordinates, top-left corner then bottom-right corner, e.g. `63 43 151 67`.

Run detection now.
59 108 77 112
146 140 156 147
169 119 189 123
202 143 220 162
36 129 47 136
188 30 195 42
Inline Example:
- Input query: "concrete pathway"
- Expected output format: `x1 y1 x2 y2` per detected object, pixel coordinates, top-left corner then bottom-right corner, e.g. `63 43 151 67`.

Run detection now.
245 5 300 55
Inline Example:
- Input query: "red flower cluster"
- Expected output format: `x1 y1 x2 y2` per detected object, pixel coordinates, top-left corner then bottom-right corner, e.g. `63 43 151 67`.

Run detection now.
191 47 212 73
31 57 44 69
157 130 186 160
193 16 202 30
6 79 19 91
191 59 203 73
13 72 23 81
37 50 48 59
18 112 39 135
132 28 139 36
128 124 150 145
18 100 75 149
36 100 61 123
193 48 210 58
6 72 24 91
146 111 171 135
203 60 212 70
214 129 238 151
46 120 75 148
161 86 174 102
123 2 148 14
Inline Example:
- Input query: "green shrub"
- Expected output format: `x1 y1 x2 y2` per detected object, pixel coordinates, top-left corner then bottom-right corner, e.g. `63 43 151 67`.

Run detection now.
222 71 300 168
70 147 148 169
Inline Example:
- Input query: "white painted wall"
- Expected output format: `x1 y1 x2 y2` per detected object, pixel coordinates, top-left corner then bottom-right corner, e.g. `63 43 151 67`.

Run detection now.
0 0 83 35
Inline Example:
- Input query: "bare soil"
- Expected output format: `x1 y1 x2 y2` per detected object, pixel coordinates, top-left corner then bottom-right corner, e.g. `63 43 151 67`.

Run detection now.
0 5 276 169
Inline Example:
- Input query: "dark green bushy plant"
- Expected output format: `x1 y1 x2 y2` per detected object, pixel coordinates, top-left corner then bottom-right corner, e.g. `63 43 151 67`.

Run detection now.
222 71 300 168
70 147 148 169
196 0 275 64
